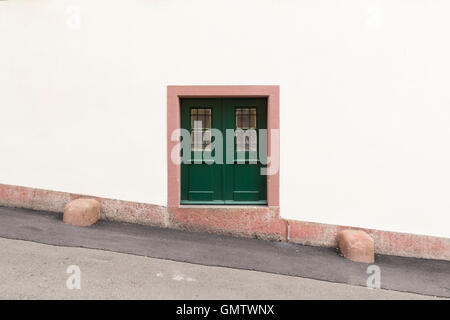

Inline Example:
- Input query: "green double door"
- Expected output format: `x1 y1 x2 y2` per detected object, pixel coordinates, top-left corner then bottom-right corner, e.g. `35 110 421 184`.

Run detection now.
180 98 267 205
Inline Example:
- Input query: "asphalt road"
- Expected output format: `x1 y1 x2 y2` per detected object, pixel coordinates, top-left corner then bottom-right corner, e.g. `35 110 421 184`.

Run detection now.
0 206 449 298
0 237 438 299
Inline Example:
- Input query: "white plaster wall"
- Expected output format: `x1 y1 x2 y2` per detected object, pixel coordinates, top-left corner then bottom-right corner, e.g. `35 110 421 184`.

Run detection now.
0 0 449 238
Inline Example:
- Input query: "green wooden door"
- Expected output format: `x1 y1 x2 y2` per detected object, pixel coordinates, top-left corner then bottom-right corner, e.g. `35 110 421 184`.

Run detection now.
180 98 267 205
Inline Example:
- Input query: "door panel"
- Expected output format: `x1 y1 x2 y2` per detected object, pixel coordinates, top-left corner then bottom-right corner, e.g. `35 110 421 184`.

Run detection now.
181 99 223 202
180 98 267 205
223 98 267 204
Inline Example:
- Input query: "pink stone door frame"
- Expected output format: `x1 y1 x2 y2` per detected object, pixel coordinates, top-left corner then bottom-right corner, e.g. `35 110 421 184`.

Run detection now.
167 85 280 208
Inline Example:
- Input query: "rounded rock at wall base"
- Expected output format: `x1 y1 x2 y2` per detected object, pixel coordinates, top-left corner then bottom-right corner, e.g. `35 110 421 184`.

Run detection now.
338 229 375 263
63 198 100 227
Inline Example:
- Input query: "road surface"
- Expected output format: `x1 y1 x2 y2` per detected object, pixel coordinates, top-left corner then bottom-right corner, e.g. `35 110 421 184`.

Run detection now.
0 237 440 299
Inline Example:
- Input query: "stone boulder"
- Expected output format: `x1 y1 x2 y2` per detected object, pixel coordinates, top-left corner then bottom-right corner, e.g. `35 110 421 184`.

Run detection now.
63 198 100 227
338 229 375 263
